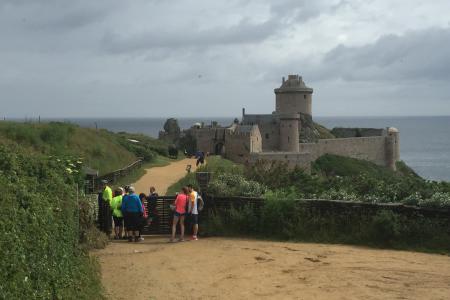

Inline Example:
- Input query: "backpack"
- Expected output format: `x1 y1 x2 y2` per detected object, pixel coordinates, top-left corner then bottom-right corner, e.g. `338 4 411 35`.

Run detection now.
197 194 204 212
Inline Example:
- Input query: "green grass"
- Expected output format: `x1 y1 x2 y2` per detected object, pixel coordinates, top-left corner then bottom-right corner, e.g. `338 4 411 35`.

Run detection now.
314 122 335 139
0 121 171 175
312 153 394 178
198 155 243 174
166 172 197 195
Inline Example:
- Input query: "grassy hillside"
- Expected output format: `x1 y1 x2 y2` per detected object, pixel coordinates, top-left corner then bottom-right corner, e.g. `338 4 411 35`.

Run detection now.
0 121 173 298
0 121 169 175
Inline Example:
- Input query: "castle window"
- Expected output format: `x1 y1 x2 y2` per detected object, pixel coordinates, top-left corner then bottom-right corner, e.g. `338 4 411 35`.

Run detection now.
304 95 307 99
288 136 290 143
265 133 269 139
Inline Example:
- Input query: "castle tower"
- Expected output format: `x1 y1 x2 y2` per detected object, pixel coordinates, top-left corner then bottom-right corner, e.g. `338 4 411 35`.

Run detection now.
385 127 400 170
274 74 313 116
279 113 300 152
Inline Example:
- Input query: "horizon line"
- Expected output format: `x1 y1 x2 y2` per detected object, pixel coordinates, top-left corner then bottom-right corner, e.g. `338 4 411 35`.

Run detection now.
4 114 450 120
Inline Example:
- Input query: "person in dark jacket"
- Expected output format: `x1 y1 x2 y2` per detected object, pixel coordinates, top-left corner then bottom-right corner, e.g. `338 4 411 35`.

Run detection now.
147 186 159 227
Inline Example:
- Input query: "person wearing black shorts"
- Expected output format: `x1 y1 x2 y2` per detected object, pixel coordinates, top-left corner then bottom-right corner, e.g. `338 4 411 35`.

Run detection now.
121 186 144 242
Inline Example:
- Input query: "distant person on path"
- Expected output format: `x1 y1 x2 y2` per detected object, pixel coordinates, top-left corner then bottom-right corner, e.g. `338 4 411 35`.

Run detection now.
147 187 159 227
138 193 149 241
170 186 189 242
110 188 124 240
121 186 143 242
195 151 205 167
188 185 204 240
101 180 113 237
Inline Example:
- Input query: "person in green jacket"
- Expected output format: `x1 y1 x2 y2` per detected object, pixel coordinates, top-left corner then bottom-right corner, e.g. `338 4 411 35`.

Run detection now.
111 187 124 240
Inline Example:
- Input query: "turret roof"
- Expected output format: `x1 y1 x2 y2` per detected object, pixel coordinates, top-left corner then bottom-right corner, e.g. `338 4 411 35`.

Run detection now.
274 74 313 94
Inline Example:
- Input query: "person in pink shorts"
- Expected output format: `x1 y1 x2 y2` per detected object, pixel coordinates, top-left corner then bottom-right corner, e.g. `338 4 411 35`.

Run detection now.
170 186 189 242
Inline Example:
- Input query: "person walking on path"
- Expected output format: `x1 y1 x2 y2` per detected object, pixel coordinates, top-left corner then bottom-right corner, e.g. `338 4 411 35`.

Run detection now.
170 187 189 242
188 185 204 241
110 188 124 240
121 186 143 242
100 180 113 237
195 151 205 167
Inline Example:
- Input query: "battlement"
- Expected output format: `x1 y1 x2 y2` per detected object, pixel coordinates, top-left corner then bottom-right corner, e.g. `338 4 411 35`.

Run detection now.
275 74 313 94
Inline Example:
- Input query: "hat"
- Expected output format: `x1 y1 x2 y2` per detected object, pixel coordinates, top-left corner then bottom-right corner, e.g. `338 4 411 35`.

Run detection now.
128 186 135 193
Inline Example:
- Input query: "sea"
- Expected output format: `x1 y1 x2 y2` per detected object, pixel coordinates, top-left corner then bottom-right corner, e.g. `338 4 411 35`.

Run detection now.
42 116 450 182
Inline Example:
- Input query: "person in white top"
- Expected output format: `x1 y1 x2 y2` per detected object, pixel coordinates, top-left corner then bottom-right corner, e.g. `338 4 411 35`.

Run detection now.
187 184 204 240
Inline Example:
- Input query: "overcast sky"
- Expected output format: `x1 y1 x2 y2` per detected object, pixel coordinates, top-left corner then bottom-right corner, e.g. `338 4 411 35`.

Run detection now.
1 0 450 118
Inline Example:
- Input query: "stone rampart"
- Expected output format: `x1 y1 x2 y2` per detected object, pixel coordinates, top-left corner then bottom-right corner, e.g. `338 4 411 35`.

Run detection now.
299 136 388 167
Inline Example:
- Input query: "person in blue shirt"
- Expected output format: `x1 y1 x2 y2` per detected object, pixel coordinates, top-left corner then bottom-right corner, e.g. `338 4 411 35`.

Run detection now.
121 186 143 242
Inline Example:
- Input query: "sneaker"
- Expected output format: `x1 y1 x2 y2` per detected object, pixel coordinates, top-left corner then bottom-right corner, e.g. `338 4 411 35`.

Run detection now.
192 235 198 241
178 238 185 242
139 237 144 241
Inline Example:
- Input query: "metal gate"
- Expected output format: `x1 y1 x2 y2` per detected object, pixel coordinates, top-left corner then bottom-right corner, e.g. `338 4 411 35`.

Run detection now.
143 196 176 234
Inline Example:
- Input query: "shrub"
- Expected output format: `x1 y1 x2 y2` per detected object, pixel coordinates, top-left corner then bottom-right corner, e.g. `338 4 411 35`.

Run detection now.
402 192 423 206
202 196 450 252
208 173 266 197
419 192 450 208
168 145 178 158
369 210 401 246
0 145 104 299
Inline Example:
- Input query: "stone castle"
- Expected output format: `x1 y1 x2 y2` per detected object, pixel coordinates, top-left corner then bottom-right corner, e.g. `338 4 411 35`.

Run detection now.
186 74 400 171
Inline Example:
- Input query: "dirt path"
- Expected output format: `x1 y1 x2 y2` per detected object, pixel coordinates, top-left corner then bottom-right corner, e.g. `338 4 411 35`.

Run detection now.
133 158 198 195
95 159 450 299
94 237 450 300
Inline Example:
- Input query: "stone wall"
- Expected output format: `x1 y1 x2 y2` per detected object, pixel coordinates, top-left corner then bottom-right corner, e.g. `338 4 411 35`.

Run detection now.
257 121 280 151
299 136 388 167
331 127 385 138
193 128 217 154
242 114 280 151
225 134 252 163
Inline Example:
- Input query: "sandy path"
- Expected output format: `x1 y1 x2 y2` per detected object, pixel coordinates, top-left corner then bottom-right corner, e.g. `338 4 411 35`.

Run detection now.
94 237 450 300
96 159 450 299
133 158 198 195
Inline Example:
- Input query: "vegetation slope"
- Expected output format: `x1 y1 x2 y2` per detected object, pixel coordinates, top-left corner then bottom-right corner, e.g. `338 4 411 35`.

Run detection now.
0 121 171 299
170 155 450 252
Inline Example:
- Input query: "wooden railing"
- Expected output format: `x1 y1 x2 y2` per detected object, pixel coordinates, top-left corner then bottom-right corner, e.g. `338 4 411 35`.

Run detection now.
85 157 144 193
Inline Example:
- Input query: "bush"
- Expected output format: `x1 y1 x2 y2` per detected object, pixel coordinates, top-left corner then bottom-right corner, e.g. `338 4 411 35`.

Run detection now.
202 198 450 252
208 173 266 197
0 145 104 299
369 210 401 246
419 192 450 208
402 192 423 206
168 145 178 158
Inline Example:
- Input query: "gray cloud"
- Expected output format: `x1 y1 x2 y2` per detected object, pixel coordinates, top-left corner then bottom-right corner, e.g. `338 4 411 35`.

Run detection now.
314 27 450 82
1 0 450 118
101 18 279 54
101 0 339 55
